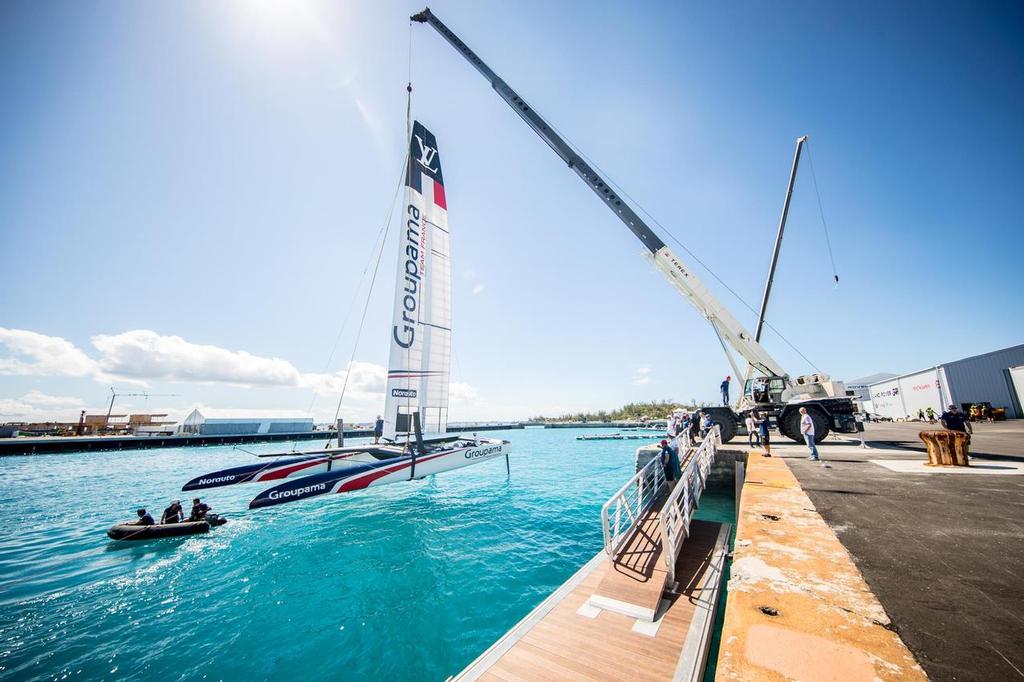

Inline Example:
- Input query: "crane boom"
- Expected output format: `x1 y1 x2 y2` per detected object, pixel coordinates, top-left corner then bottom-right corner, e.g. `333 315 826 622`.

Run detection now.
411 8 787 379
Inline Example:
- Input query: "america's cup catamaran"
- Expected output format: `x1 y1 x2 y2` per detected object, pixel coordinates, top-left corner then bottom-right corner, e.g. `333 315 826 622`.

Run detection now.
182 121 512 509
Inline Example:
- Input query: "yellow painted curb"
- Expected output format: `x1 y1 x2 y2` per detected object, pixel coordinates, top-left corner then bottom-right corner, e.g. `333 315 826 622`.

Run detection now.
716 453 926 681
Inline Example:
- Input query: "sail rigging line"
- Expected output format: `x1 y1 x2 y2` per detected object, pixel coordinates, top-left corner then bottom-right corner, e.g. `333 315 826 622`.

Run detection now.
539 117 823 373
300 186 396 437
803 139 840 285
404 39 414 453
324 152 410 449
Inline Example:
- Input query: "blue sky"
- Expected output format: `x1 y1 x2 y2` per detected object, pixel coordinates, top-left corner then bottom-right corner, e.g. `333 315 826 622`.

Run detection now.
1 0 1022 423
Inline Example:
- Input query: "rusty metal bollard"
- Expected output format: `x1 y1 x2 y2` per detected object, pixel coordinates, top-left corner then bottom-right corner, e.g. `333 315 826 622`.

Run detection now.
919 430 970 466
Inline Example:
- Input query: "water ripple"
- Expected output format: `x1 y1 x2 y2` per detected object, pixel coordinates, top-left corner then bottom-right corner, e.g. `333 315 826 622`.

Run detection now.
0 430 732 681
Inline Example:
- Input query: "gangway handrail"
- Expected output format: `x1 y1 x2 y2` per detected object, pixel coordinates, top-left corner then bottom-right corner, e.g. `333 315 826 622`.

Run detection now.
600 452 666 559
660 426 722 583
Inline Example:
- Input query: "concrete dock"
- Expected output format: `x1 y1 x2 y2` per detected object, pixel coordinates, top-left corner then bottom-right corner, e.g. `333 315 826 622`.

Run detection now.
718 421 1024 681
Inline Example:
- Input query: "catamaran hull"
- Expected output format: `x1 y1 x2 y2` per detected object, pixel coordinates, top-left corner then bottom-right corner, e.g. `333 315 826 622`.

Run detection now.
181 455 335 491
248 440 512 509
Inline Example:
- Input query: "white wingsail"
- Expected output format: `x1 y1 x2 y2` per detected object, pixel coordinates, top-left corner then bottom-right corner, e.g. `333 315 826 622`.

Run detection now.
184 119 513 510
383 121 451 441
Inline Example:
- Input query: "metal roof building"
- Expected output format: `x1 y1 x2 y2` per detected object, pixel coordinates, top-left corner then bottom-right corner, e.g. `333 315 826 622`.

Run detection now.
180 409 315 436
867 343 1024 420
844 372 899 402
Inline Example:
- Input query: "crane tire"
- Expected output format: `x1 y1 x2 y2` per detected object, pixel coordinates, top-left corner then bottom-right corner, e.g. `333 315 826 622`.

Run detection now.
783 408 831 443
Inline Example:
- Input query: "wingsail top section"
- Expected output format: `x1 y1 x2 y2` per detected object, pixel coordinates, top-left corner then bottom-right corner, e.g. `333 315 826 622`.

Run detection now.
383 121 452 442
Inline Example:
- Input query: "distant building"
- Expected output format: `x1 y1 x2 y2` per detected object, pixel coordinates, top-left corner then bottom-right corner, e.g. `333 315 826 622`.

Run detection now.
179 409 315 436
844 372 899 403
867 343 1024 420
1011 366 1024 417
130 414 177 436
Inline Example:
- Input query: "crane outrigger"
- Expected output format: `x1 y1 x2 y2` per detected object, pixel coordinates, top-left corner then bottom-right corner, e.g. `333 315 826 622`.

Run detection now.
412 8 857 442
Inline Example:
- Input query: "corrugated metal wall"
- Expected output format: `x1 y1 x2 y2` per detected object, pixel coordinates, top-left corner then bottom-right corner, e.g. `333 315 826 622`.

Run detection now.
942 344 1024 418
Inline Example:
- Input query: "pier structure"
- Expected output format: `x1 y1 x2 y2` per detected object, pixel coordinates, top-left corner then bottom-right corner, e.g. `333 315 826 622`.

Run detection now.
453 431 736 681
0 422 523 456
717 421 1024 680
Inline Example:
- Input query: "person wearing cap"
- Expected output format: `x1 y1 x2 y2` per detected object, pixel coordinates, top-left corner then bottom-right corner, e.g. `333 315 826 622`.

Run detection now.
373 415 384 444
160 499 184 524
659 439 681 483
940 404 972 435
721 376 731 406
189 497 211 522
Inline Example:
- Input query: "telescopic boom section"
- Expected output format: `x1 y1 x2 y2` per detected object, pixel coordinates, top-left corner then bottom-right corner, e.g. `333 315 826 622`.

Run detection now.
412 8 786 379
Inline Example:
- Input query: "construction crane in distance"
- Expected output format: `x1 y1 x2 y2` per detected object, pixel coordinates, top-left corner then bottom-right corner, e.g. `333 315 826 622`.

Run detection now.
411 8 858 443
104 387 180 422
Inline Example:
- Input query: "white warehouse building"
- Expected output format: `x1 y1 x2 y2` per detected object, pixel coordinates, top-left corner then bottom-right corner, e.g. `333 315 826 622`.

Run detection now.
867 343 1024 420
179 409 315 436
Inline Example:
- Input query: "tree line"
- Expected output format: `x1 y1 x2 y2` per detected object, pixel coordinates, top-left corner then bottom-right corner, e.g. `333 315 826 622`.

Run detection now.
529 399 710 423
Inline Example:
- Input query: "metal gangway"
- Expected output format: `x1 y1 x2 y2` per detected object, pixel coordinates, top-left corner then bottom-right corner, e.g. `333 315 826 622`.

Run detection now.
593 427 722 620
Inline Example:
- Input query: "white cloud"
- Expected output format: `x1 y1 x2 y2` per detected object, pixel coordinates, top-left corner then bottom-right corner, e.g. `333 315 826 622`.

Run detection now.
92 330 303 387
0 328 485 424
632 365 653 386
471 284 484 295
0 391 87 421
0 328 99 378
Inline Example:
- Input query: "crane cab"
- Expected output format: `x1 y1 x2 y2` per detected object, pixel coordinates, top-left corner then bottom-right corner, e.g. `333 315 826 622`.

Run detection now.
744 376 787 405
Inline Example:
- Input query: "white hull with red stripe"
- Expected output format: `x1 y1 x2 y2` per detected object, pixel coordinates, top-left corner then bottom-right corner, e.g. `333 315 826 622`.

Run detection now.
248 438 511 508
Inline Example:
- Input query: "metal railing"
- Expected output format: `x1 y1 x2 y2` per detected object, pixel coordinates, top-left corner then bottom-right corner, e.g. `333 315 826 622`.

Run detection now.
600 453 666 559
659 426 721 582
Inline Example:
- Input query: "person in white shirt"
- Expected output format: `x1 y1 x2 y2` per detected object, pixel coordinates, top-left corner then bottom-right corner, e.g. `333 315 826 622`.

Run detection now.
744 414 761 448
799 407 820 461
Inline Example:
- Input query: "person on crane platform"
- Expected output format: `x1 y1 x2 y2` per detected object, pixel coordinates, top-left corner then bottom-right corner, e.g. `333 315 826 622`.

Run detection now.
721 376 731 406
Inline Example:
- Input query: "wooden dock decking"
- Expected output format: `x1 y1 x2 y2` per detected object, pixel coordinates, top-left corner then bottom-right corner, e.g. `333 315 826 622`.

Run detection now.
589 494 670 621
454 520 730 681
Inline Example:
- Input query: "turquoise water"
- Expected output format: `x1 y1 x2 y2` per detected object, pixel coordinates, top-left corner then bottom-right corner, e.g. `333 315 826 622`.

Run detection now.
0 428 733 681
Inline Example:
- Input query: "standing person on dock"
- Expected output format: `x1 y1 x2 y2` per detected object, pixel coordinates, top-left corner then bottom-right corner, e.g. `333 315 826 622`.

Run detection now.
940 404 972 436
373 415 384 444
745 413 761 448
700 412 713 439
720 376 731 406
659 440 680 484
689 410 701 442
799 407 820 461
757 412 772 457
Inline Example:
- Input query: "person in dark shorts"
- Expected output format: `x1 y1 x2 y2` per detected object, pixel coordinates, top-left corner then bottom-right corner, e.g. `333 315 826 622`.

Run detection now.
757 412 772 457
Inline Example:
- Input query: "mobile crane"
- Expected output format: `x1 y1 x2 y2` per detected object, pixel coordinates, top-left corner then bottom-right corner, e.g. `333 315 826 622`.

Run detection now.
412 8 857 443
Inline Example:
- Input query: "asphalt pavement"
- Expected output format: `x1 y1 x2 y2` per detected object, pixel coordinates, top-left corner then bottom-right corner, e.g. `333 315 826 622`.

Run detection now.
769 421 1024 681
